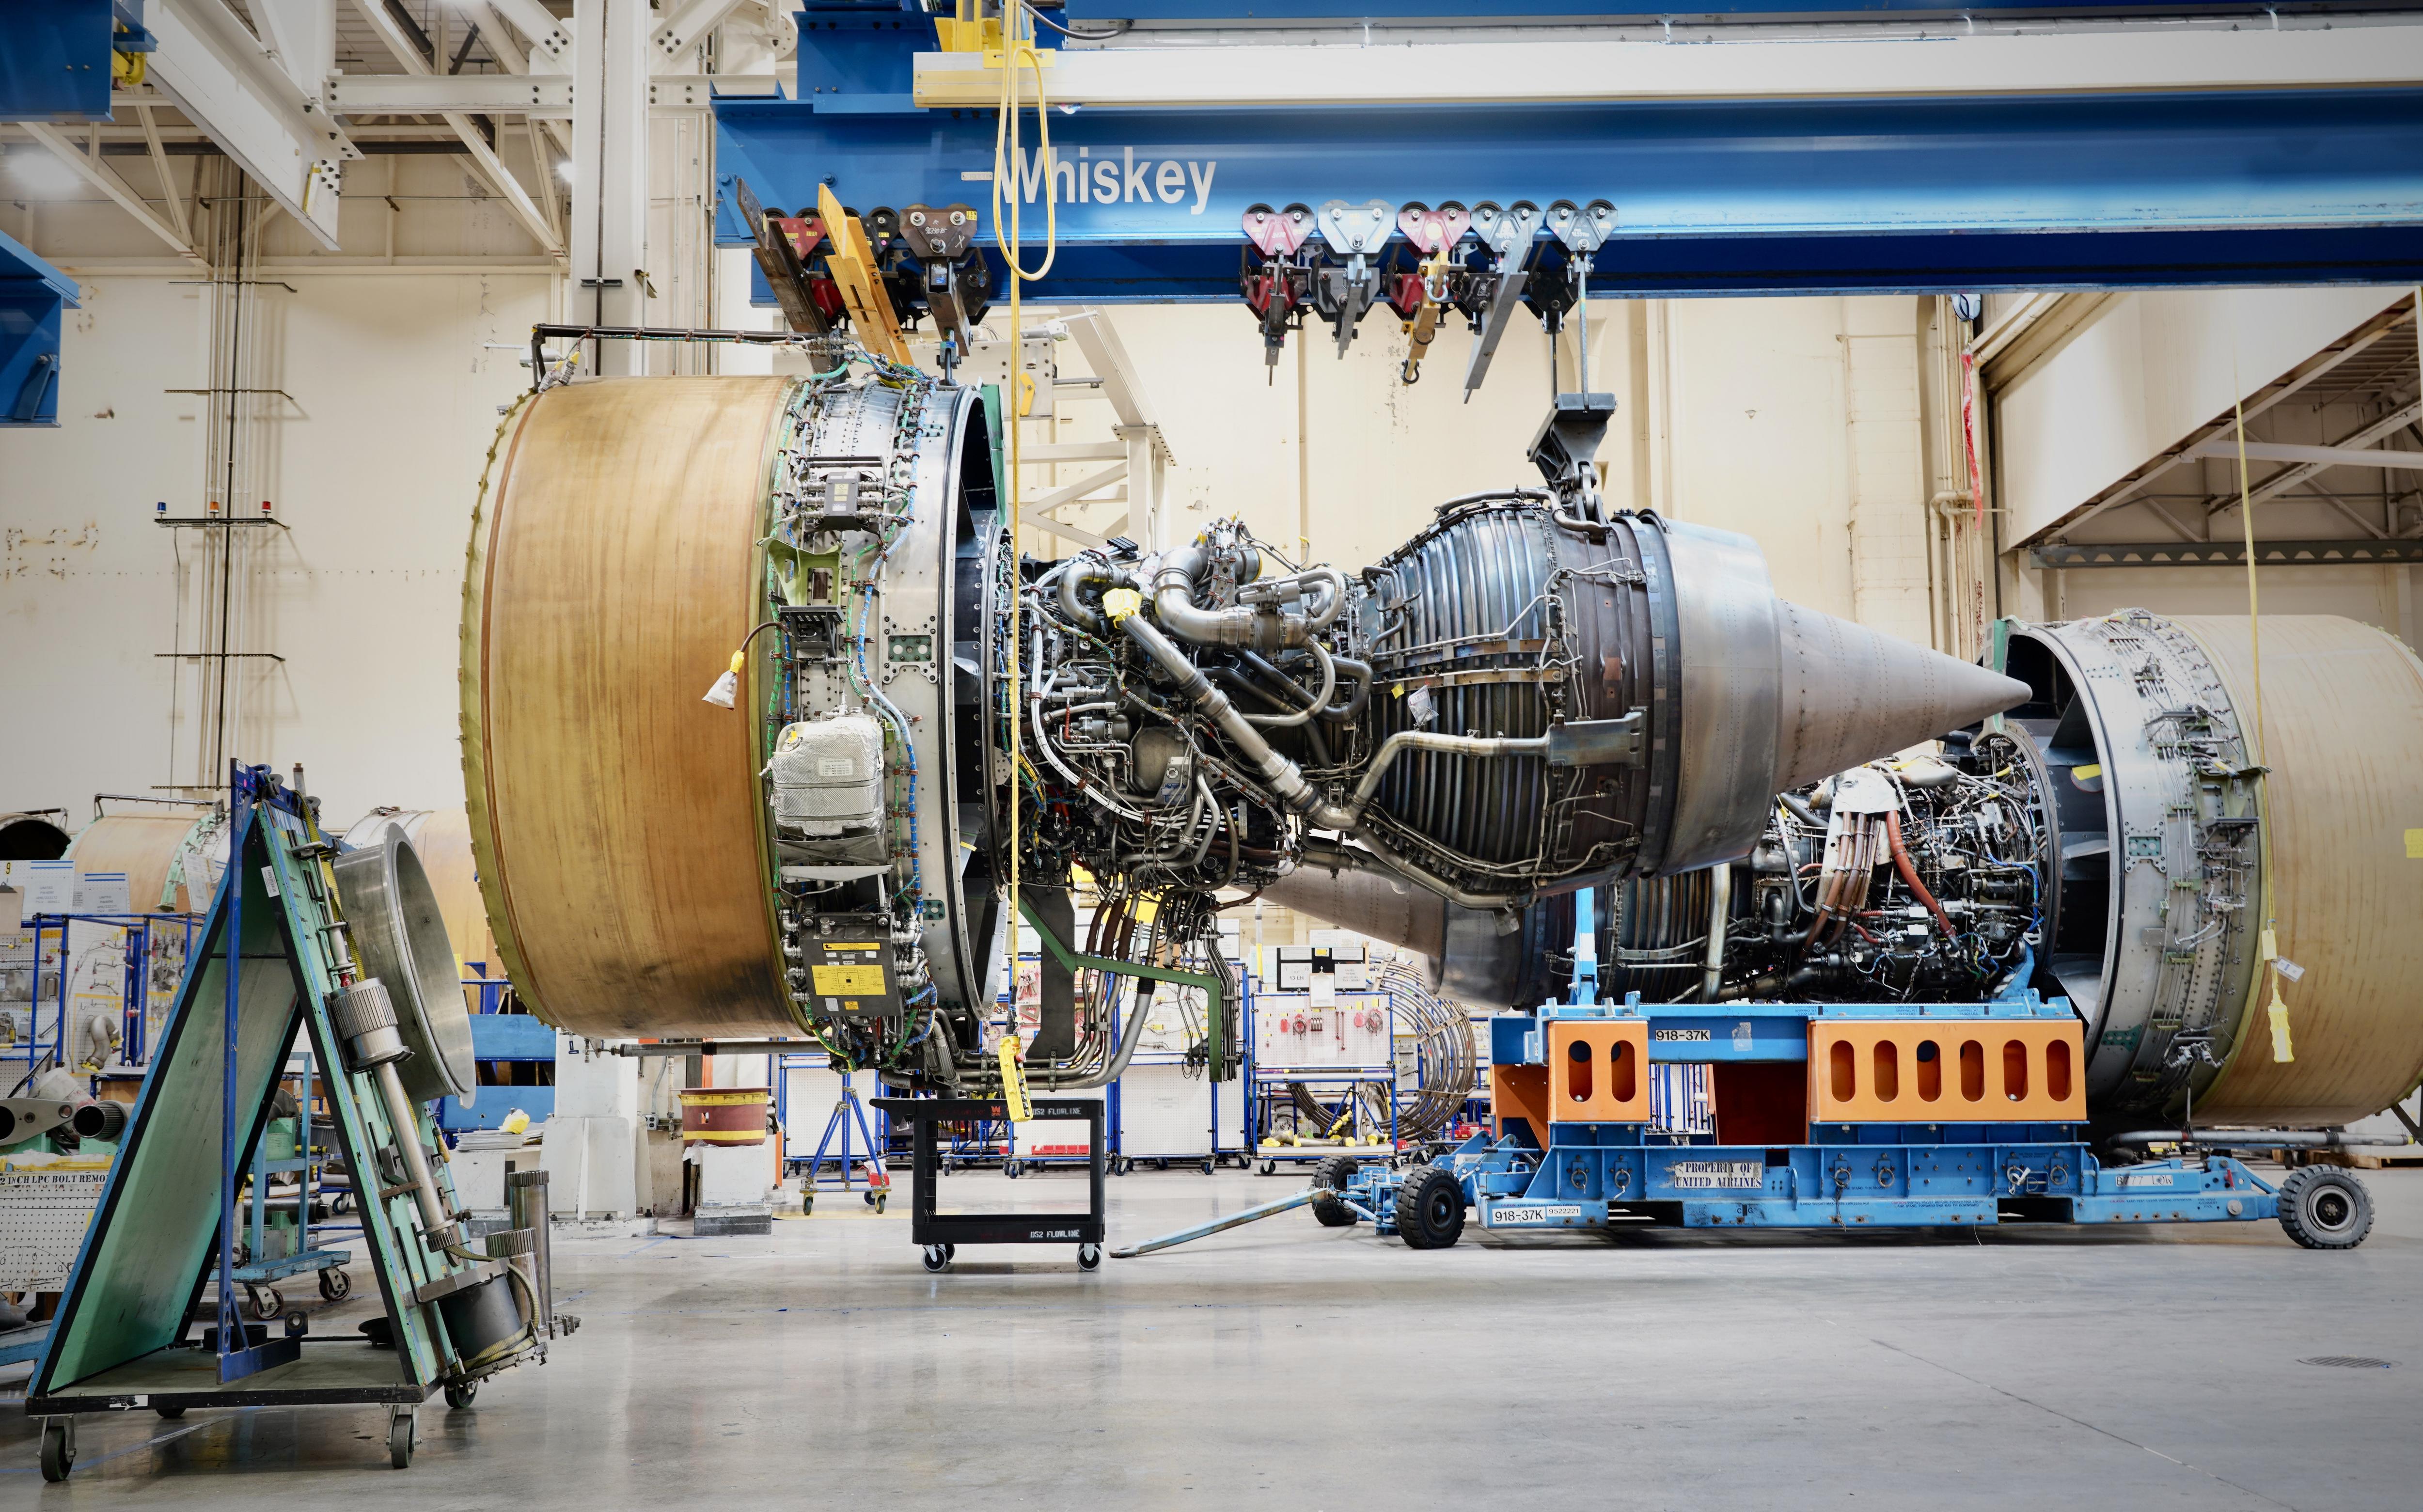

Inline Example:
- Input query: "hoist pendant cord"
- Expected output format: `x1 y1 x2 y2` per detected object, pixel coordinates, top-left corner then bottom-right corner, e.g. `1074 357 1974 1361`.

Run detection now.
2234 381 2293 1066
993 2 1060 1052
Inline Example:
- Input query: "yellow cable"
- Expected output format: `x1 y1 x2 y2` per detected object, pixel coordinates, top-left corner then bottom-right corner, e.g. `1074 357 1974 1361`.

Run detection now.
2233 384 2292 1063
993 3 1057 1064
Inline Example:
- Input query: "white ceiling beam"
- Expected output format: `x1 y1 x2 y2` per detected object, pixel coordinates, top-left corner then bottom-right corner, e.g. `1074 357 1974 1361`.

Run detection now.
249 0 337 97
345 0 561 255
148 0 350 251
484 0 577 66
2210 402 2423 513
2185 439 2423 472
652 0 751 72
319 73 780 117
916 27 2423 109
133 106 195 247
19 124 201 261
462 1 576 160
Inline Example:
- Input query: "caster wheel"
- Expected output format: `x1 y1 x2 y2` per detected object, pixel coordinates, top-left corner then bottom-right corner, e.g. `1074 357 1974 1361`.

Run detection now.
156 1405 186 1419
863 1188 878 1208
921 1244 950 1273
389 1409 416 1469
444 1381 478 1410
250 1287 285 1322
1076 1244 1102 1271
1201 1158 1215 1176
1155 1159 1169 1172
40 1418 73 1482
319 1267 352 1301
1005 1161 1022 1180
944 1244 957 1260
1259 1160 1276 1177
873 1194 888 1214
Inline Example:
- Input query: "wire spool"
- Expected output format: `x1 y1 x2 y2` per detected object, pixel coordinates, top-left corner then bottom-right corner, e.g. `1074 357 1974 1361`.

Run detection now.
64 804 216 913
2172 615 2423 1125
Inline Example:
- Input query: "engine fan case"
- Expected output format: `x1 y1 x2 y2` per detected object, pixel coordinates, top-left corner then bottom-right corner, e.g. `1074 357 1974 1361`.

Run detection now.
2176 614 2423 1124
2008 612 2423 1126
460 377 994 1040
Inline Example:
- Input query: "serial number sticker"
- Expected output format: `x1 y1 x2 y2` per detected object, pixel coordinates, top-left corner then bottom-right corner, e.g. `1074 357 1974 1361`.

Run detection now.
811 964 888 995
1488 1204 1581 1226
1669 1160 1765 1189
2117 1171 2177 1187
817 758 856 777
1652 1027 1711 1041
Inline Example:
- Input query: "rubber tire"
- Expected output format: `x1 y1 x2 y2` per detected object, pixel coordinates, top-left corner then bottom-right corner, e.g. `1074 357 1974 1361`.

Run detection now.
1395 1164 1466 1250
389 1412 415 1469
1201 1158 1214 1175
1310 1154 1363 1228
1259 1160 1276 1177
922 1244 949 1273
156 1405 186 1419
40 1419 71 1482
2278 1166 2374 1249
1076 1244 1102 1271
873 1193 887 1214
251 1287 284 1322
319 1267 352 1301
1005 1161 1022 1180
444 1381 478 1409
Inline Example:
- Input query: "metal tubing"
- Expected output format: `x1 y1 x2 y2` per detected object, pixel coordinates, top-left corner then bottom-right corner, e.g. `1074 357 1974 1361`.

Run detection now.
1702 863 1731 1003
506 1169 552 1338
1238 643 1337 728
372 1061 455 1240
1109 1186 1320 1258
2109 1129 2412 1149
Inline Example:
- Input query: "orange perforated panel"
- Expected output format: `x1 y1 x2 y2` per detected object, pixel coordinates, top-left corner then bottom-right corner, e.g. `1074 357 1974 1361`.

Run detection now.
1809 1020 2085 1122
1546 1020 1651 1123
1492 1064 1550 1146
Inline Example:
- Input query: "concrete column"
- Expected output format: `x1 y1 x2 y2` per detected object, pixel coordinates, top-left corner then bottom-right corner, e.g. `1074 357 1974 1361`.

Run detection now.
572 0 651 375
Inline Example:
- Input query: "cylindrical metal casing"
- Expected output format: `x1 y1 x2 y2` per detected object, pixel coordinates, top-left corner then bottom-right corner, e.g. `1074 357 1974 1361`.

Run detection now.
65 805 216 913
331 830 475 1102
327 978 409 1070
506 1168 552 1336
0 813 69 862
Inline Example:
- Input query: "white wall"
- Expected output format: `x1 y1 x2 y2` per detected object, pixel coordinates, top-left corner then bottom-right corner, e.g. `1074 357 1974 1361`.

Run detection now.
0 270 551 825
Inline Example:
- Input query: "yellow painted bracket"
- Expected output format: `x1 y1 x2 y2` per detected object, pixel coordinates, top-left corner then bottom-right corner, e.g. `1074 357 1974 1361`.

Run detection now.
817 184 914 367
1401 242 1455 382
997 1036 1034 1122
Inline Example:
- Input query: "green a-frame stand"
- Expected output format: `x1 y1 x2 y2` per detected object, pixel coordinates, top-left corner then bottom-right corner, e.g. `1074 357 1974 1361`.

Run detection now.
24 764 522 1479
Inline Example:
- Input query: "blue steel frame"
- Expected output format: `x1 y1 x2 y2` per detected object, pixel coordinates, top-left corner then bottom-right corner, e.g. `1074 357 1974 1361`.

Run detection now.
721 18 2423 299
1 228 77 426
1342 981 2277 1237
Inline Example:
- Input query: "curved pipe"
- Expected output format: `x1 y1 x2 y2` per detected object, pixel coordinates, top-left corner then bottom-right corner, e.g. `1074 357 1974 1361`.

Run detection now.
1239 643 1337 728
1885 809 1954 938
1059 563 1115 633
1322 656 1373 720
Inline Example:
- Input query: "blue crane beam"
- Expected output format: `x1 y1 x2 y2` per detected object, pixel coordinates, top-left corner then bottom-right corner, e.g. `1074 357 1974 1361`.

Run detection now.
715 87 2423 299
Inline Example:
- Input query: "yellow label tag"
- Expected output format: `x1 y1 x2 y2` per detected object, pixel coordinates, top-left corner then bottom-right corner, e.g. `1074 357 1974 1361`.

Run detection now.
2406 828 2423 860
2267 991 2295 1064
2073 763 2103 781
824 943 881 952
811 964 887 995
2259 928 2278 964
997 1037 1033 1122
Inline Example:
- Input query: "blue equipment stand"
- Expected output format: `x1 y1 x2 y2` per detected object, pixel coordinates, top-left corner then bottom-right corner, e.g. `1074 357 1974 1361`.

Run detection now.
798 1069 890 1213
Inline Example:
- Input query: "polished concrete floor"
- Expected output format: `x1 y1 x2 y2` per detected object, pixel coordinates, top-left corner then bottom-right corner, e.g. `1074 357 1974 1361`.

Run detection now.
5 1163 2419 1508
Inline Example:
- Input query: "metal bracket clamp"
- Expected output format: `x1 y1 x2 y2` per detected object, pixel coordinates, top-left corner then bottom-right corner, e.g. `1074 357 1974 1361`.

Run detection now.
900 204 984 357
1545 711 1644 768
1314 198 1393 357
1463 200 1542 400
1242 203 1317 372
1541 199 1618 387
